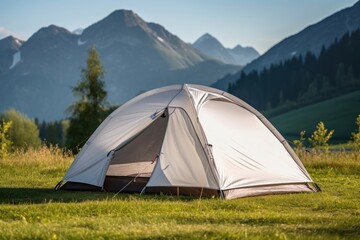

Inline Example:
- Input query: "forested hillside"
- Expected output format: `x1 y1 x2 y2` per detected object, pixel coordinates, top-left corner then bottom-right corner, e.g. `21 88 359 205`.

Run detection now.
228 29 360 111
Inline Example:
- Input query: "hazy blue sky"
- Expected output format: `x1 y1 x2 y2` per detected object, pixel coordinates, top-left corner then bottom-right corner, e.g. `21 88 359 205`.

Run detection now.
0 0 358 53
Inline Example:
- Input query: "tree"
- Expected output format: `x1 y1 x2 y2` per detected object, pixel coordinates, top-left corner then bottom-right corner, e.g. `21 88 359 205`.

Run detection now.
1 109 41 150
350 114 360 152
308 121 334 153
0 120 12 158
36 119 69 147
66 46 108 151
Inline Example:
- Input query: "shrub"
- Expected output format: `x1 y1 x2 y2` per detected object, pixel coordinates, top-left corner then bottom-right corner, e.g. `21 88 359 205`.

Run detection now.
308 121 334 153
0 120 12 158
1 109 41 150
350 114 360 152
293 130 306 154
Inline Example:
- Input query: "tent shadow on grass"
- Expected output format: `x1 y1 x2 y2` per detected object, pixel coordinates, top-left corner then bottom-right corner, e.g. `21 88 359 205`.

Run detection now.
0 188 201 204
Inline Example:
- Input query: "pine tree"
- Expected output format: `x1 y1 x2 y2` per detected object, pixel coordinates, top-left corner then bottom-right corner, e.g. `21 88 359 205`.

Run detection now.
66 46 108 151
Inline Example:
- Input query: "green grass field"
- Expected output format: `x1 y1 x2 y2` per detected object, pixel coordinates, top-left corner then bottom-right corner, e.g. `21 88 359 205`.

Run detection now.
0 146 359 239
268 90 360 143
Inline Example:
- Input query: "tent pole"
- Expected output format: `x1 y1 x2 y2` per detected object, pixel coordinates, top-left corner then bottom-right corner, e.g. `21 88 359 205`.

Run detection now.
220 190 225 199
140 186 146 195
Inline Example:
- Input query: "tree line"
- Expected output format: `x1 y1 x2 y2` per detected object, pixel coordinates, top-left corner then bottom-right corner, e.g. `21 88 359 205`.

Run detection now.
228 28 360 111
2 111 359 158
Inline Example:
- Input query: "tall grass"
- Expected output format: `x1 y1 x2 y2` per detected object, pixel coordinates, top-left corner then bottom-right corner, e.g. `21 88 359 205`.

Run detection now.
0 146 359 239
0 145 73 188
299 150 359 170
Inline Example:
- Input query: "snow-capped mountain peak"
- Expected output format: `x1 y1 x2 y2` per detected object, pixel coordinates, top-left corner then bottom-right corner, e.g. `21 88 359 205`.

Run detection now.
72 28 84 35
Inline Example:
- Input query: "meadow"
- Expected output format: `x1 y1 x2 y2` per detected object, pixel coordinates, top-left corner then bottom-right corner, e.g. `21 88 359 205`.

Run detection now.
0 146 359 239
269 90 360 142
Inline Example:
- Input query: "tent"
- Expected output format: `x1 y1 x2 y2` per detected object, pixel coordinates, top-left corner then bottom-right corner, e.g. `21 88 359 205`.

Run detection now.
57 84 319 199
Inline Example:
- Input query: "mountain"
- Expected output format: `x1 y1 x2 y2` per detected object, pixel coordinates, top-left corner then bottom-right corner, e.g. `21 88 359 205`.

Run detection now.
0 10 240 120
0 36 24 74
192 33 259 66
72 28 84 35
228 28 360 112
228 44 260 65
242 1 360 73
213 1 360 90
192 33 235 64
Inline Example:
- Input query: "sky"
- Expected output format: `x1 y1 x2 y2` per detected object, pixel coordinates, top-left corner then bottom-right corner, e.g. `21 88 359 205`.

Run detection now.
0 0 358 54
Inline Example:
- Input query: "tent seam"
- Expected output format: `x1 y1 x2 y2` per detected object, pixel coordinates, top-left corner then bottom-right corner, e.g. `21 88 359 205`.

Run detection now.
183 85 222 190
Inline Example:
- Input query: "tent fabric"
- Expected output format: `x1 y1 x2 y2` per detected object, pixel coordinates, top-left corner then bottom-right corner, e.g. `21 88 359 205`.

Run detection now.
59 84 318 199
223 183 315 199
198 100 311 190
146 108 218 189
62 88 179 186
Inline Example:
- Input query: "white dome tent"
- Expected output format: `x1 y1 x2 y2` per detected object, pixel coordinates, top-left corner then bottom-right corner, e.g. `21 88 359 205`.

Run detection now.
56 84 319 199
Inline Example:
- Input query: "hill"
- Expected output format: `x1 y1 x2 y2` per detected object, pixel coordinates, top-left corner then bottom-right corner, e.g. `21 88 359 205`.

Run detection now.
269 90 360 142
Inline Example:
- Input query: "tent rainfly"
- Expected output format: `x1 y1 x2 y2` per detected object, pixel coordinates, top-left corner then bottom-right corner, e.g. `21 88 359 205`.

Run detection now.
56 84 320 199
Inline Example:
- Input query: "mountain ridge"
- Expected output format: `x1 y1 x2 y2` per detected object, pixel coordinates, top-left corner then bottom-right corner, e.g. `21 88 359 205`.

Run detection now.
192 33 259 66
0 36 24 73
242 0 360 73
213 1 360 89
0 10 240 120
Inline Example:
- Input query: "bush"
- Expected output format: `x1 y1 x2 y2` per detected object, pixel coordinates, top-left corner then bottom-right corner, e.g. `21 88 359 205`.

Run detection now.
308 121 334 153
293 130 306 154
1 109 41 150
0 120 12 158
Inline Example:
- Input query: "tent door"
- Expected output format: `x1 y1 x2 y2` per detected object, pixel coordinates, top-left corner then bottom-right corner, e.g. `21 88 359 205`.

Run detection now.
104 109 169 192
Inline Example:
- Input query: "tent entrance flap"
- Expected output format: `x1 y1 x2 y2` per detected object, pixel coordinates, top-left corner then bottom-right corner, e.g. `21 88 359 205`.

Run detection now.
104 109 169 192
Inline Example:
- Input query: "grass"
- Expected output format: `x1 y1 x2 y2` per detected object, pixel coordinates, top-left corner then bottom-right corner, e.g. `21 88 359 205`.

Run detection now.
268 90 360 142
0 146 359 239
